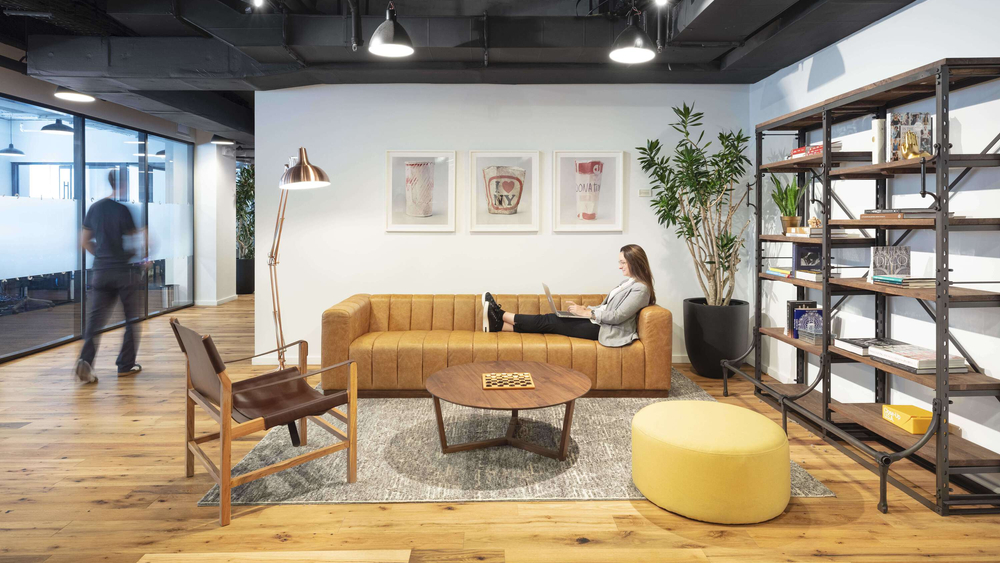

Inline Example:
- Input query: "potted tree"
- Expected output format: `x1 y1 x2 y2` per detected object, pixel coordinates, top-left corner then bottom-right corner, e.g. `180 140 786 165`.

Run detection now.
770 174 803 234
638 103 751 379
235 164 255 295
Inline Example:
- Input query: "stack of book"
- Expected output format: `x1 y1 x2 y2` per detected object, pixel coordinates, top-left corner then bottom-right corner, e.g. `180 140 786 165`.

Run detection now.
833 337 968 374
795 270 842 282
786 227 864 239
789 141 842 159
786 300 816 337
793 307 825 344
872 275 936 289
861 208 960 220
765 266 792 278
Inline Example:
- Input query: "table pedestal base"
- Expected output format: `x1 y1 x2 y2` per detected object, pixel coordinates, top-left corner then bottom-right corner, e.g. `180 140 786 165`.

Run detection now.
432 397 576 461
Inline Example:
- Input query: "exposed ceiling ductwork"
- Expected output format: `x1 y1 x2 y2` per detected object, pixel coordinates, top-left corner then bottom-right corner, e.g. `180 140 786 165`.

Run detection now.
0 0 920 147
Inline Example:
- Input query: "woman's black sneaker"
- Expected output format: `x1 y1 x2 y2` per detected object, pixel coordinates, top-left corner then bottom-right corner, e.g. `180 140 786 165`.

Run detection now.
482 292 504 332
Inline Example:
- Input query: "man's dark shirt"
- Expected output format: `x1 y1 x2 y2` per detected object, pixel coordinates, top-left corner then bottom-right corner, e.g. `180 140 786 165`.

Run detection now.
83 198 137 270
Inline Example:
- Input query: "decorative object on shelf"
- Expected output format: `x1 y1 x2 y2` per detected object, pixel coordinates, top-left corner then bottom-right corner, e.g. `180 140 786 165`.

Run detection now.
807 216 821 228
639 102 751 378
770 174 803 234
386 151 456 232
870 246 911 281
792 243 822 271
470 151 540 232
553 150 624 232
889 112 932 161
882 405 933 434
872 118 886 164
793 307 822 339
786 300 816 337
235 164 255 295
270 147 331 367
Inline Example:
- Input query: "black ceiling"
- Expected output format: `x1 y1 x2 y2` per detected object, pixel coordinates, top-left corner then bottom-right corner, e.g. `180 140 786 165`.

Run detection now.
0 0 919 146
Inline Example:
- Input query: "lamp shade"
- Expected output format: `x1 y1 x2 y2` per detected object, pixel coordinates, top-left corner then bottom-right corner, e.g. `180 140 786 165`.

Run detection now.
54 86 95 103
0 143 25 157
211 134 235 145
279 147 330 190
40 119 74 135
368 7 414 57
609 15 656 64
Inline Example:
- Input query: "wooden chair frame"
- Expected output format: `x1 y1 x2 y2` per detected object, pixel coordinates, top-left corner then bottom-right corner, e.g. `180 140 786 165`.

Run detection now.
183 339 358 526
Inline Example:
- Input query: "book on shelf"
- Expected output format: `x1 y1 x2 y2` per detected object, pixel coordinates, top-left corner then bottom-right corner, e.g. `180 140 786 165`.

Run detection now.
870 246 910 281
889 112 933 162
794 270 842 282
792 244 822 271
860 212 959 220
785 228 864 239
863 208 954 215
797 330 834 346
867 342 966 370
789 142 842 159
793 307 823 338
872 275 936 288
786 300 817 337
834 337 907 356
871 355 969 375
766 267 792 278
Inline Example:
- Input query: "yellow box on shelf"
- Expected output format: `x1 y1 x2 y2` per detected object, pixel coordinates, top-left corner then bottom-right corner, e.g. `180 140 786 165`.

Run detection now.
882 404 933 434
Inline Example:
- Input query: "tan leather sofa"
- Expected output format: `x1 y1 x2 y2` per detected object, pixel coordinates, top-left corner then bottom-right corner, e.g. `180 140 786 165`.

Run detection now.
321 294 672 394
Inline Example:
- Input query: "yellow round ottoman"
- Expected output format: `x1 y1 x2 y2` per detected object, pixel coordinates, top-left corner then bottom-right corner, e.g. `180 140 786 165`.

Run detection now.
632 401 790 524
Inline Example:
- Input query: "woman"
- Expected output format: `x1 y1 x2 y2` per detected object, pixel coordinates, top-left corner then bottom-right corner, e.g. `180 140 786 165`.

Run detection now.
482 244 656 348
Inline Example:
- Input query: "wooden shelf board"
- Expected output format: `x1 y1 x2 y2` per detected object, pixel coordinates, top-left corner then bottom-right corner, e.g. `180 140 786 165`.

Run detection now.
761 327 1000 392
830 217 1000 230
759 273 873 293
829 154 1000 178
764 382 848 425
760 152 871 172
828 277 1000 302
760 234 876 245
829 402 1000 468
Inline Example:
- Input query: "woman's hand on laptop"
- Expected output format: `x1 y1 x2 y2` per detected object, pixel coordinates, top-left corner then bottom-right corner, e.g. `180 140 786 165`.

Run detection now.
564 301 591 318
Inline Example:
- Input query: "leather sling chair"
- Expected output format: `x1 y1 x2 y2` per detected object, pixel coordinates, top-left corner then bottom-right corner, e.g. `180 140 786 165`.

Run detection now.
170 318 358 526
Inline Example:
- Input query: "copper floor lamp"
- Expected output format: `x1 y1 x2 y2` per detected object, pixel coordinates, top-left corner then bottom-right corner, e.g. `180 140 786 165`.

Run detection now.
268 147 330 368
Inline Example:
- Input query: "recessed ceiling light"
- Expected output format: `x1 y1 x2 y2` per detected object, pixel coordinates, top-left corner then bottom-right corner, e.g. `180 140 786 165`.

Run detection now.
211 134 235 145
54 86 95 103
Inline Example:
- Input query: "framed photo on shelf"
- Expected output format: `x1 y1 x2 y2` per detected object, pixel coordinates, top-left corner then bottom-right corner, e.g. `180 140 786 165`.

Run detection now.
469 151 540 232
552 150 624 232
385 150 456 232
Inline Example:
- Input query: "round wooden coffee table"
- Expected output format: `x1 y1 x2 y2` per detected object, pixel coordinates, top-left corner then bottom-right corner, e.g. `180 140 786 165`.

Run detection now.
425 361 592 461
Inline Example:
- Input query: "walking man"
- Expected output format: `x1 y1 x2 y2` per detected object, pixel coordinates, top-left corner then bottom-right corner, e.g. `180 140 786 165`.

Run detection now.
74 171 144 383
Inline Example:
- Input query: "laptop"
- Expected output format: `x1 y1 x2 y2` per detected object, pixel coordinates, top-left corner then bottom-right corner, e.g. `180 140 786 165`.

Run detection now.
542 283 578 318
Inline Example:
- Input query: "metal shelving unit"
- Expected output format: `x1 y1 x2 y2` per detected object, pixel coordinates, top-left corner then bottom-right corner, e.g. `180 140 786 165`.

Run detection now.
722 58 1000 515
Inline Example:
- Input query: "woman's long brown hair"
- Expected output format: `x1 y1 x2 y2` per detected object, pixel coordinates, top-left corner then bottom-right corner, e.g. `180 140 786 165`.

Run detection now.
621 244 656 305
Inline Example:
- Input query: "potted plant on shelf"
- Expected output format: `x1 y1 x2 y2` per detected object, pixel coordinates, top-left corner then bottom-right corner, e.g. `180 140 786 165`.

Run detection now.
770 174 803 234
235 164 255 295
638 103 751 379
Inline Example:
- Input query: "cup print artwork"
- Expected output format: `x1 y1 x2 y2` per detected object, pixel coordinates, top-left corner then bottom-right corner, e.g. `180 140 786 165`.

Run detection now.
574 160 603 220
483 165 525 215
404 161 435 217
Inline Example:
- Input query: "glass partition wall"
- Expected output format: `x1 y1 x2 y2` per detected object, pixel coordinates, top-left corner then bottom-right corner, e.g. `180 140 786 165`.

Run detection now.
0 94 194 362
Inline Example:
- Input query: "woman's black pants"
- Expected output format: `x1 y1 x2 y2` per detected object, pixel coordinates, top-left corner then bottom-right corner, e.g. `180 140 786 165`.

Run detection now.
513 313 599 340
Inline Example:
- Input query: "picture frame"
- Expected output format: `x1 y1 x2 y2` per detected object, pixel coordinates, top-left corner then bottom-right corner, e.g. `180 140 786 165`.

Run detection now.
469 150 540 232
385 150 456 232
552 150 624 232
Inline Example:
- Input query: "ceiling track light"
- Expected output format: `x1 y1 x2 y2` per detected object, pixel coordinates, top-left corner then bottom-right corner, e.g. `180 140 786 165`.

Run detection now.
40 118 74 135
54 86 95 103
369 2 414 58
211 134 235 145
610 6 656 64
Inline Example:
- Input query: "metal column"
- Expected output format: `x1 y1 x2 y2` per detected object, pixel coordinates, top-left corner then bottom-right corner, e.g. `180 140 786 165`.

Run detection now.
796 129 808 385
934 64 952 515
821 111 833 424
874 107 889 404
754 131 765 388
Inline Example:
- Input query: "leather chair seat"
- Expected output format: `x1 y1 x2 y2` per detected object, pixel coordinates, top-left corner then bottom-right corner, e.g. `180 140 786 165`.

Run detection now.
232 367 349 428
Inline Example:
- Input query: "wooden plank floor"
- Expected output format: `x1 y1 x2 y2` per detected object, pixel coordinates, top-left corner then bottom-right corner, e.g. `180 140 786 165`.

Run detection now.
2 296 999 562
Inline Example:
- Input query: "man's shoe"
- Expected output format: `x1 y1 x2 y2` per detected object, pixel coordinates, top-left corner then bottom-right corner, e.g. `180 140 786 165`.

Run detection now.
73 359 97 384
118 364 142 377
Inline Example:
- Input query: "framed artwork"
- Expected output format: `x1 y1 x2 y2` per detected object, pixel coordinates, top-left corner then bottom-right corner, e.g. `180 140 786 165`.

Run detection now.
385 151 456 232
553 151 624 232
469 151 540 232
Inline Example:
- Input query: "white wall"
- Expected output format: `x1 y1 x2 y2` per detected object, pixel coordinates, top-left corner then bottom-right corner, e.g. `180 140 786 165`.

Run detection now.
254 83 750 364
194 143 237 306
748 0 1000 485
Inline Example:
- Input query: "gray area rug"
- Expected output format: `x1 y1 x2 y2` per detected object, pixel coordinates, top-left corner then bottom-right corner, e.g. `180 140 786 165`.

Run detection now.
200 368 833 506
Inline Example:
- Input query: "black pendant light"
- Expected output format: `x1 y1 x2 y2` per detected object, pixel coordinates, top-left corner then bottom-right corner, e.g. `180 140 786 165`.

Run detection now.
40 118 74 135
368 2 414 58
0 118 25 157
610 6 655 64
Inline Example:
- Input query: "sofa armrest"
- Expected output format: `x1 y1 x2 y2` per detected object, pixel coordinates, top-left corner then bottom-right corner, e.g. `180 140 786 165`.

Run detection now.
637 305 673 390
321 294 371 392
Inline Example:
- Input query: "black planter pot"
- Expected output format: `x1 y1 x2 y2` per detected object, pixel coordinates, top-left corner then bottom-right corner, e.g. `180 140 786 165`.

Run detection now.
683 297 749 379
236 258 255 295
